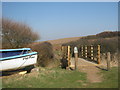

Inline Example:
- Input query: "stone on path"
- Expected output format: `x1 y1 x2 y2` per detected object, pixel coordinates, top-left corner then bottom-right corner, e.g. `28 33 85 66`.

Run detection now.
19 71 27 75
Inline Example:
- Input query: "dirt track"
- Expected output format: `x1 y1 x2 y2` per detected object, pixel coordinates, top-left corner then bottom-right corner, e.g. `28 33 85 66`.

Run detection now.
70 58 102 83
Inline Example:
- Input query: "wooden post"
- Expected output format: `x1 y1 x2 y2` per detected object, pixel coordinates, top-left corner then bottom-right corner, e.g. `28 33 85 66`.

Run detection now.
81 45 83 57
97 45 101 64
107 52 111 71
61 46 63 57
75 53 78 70
85 45 87 58
74 47 78 70
67 46 71 67
61 46 64 51
61 46 64 58
64 46 67 58
90 45 94 60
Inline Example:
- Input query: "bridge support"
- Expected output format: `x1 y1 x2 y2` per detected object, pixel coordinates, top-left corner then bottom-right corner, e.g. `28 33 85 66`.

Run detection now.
67 46 71 67
97 45 101 64
107 52 111 70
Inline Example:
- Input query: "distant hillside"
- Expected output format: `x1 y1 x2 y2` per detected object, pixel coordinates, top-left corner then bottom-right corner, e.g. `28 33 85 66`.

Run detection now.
81 31 119 39
48 31 119 45
27 37 80 50
47 37 80 45
96 31 119 37
63 31 119 53
30 31 119 53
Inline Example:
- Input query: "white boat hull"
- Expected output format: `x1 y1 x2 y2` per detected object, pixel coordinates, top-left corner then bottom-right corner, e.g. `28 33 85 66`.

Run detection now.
0 54 37 71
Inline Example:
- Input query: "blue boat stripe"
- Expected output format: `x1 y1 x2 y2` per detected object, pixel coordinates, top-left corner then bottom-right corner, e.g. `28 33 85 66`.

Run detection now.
0 48 31 52
0 52 37 61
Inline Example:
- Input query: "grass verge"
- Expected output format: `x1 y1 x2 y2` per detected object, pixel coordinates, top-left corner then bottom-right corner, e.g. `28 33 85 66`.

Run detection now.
86 67 118 88
2 67 118 88
2 67 87 88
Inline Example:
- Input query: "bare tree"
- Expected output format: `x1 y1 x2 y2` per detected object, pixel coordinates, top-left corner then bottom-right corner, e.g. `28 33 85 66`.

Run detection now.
2 18 40 49
0 19 2 49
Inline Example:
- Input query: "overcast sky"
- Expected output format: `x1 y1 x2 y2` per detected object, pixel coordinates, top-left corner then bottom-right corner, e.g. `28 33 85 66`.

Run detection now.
3 2 118 41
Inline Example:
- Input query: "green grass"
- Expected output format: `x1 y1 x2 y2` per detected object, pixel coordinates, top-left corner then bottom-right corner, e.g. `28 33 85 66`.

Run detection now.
2 67 118 88
87 67 118 88
0 79 2 89
2 68 87 88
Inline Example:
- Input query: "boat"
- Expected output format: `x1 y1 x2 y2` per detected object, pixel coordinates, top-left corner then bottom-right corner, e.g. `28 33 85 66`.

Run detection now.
0 48 37 71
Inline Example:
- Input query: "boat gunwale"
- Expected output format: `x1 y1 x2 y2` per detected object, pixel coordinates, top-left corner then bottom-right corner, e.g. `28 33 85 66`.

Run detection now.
0 48 31 52
0 52 37 61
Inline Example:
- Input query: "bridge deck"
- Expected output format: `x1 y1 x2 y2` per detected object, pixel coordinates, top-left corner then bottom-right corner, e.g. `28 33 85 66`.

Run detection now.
70 58 99 68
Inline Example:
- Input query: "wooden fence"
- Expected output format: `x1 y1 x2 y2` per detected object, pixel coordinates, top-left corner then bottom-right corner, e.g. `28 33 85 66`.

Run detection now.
61 45 101 65
61 45 71 66
79 45 101 64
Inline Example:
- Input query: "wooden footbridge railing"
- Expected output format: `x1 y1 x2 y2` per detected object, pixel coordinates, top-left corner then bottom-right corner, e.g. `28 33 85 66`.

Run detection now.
61 45 101 68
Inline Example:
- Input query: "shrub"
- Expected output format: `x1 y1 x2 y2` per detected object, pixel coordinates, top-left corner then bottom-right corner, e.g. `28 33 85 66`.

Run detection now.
28 42 54 67
93 38 118 53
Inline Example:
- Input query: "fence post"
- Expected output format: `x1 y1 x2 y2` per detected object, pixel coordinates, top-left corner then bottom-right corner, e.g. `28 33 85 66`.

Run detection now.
81 45 83 57
97 45 101 64
61 46 64 51
61 46 64 58
90 45 94 60
107 52 111 71
67 46 71 67
74 47 78 70
85 45 87 58
65 46 67 58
